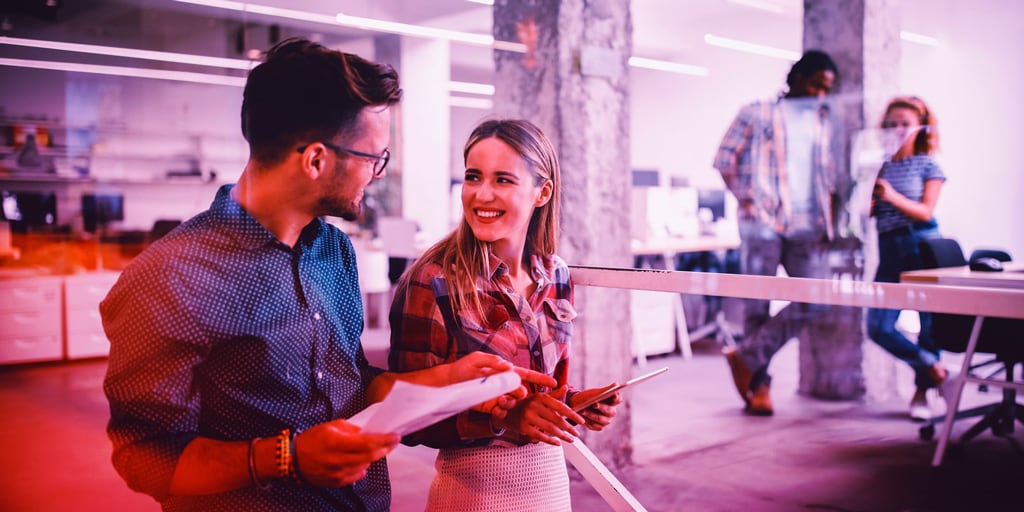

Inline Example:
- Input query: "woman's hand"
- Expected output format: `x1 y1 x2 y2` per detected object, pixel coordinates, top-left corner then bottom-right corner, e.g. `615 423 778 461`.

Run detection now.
440 352 558 389
471 388 527 421
472 371 566 423
569 385 622 431
873 178 897 203
495 385 585 445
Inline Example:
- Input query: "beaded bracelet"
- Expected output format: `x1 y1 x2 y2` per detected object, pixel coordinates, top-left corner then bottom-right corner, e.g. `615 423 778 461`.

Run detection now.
248 437 271 491
274 429 291 480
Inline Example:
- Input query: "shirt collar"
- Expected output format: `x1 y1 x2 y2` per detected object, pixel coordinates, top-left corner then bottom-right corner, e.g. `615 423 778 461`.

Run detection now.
211 184 323 252
483 251 552 288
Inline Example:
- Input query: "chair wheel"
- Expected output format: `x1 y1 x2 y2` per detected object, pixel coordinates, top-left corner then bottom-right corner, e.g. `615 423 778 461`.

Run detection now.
993 421 1012 436
919 424 935 441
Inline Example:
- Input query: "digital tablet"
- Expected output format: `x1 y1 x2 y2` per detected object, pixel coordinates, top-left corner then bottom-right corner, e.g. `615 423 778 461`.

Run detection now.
572 366 669 412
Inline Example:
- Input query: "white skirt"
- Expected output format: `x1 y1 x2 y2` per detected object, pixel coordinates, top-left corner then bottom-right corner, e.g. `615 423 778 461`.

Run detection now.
426 442 572 512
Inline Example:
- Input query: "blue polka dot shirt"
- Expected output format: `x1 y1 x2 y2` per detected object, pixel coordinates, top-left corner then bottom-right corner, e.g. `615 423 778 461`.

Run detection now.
102 185 389 511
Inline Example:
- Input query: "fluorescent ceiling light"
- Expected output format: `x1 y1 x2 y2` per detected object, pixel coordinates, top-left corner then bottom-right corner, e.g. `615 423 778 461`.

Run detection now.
174 1 497 47
334 13 493 46
0 57 247 87
704 34 800 61
900 31 939 47
727 0 785 14
628 57 709 77
448 80 495 95
175 0 337 24
4 1 720 82
0 52 493 95
465 0 494 5
0 36 254 69
449 96 493 110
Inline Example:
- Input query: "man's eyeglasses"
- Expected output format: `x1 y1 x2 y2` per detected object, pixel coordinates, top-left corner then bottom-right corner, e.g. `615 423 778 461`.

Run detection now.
297 143 390 176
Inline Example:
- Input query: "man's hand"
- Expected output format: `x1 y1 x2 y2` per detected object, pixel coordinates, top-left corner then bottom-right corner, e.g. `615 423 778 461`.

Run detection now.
294 419 399 487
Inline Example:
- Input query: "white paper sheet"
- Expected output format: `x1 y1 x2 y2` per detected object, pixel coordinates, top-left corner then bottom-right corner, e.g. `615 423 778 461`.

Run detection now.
348 370 522 435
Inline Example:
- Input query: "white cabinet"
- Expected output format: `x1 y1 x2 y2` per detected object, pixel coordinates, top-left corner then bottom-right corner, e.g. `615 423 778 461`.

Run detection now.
64 272 119 359
0 276 63 364
630 289 678 358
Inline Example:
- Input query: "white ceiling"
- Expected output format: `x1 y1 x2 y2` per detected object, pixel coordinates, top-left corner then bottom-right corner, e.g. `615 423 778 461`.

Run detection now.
1 0 805 81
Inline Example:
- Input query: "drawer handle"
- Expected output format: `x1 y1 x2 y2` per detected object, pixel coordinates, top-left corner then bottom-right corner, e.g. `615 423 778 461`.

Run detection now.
14 337 57 348
10 288 55 301
12 313 43 323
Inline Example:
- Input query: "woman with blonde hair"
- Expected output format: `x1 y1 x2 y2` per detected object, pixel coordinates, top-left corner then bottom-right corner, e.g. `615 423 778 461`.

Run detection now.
868 95 948 421
388 118 620 511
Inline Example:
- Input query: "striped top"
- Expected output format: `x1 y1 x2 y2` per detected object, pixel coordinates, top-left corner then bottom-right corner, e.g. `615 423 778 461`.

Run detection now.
874 155 946 233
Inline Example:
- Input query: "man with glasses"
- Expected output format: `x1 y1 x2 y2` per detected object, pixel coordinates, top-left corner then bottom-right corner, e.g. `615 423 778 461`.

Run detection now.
101 38 547 511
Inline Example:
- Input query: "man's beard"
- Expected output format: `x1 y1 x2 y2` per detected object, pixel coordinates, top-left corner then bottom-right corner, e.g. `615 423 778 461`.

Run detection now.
319 196 360 221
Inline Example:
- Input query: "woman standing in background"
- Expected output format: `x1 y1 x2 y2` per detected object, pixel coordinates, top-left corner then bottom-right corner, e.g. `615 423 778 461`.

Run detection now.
388 118 620 511
868 95 948 421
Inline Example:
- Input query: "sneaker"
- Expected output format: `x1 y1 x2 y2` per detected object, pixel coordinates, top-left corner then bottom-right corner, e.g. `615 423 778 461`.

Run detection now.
909 397 931 422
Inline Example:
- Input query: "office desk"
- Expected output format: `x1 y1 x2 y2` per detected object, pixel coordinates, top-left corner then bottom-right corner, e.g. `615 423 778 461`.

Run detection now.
630 235 741 363
631 235 741 257
900 262 1024 290
900 264 1024 466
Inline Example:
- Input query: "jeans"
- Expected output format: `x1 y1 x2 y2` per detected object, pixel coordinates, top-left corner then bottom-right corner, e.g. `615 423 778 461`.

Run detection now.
867 225 941 390
735 221 832 390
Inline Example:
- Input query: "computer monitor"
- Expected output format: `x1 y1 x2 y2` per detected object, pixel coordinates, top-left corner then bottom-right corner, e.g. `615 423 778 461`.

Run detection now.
697 189 726 222
1 190 58 230
631 169 660 187
81 193 124 233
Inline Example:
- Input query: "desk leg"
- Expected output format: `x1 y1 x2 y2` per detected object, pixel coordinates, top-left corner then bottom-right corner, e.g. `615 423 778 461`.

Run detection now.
673 291 692 360
931 315 984 467
661 252 691 360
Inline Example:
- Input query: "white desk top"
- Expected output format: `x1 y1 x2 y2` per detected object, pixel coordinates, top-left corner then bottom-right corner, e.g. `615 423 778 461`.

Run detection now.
900 262 1024 290
631 235 741 256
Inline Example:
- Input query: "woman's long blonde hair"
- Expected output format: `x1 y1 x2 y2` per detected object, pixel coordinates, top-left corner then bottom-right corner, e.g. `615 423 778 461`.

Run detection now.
396 118 561 319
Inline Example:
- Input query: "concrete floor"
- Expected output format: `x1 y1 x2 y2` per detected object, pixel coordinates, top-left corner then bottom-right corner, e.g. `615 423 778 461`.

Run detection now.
1 328 1021 512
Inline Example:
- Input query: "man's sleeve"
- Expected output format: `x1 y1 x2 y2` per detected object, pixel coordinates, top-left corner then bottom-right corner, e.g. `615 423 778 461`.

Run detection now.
101 267 207 501
713 107 753 200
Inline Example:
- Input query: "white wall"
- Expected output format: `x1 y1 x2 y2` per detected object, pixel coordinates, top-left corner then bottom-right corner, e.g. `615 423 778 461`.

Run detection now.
630 56 795 189
900 0 1024 259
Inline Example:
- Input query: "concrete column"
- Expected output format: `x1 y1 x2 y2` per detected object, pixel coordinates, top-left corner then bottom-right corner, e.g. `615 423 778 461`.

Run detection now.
493 0 633 468
395 36 451 243
799 0 901 401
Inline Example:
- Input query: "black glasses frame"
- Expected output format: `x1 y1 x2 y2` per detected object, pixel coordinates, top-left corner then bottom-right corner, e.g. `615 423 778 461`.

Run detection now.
296 143 390 176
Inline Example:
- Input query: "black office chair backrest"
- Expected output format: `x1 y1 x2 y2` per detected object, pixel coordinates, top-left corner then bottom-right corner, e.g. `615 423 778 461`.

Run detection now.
919 238 1023 359
918 237 966 269
969 248 1012 263
149 219 182 244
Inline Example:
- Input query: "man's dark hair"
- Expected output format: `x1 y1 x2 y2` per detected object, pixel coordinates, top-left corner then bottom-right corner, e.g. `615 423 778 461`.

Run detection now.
786 49 838 89
241 38 402 164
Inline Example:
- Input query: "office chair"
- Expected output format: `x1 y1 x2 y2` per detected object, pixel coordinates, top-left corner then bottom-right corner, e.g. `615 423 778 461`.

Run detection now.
915 238 1024 462
149 219 182 244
